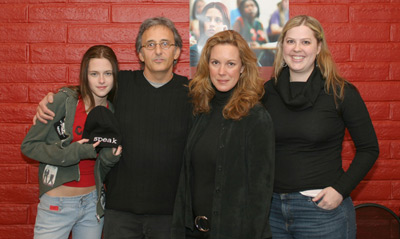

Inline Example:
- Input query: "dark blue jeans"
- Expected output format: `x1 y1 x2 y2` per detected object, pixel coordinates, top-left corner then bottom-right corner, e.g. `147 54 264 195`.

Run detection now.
269 192 356 239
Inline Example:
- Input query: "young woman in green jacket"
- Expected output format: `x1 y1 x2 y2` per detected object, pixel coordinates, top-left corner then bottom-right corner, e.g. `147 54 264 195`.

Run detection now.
21 45 122 239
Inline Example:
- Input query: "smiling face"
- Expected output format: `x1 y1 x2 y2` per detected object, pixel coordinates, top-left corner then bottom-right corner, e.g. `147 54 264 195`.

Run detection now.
88 58 114 106
139 25 181 80
209 44 243 92
283 25 321 81
204 8 225 37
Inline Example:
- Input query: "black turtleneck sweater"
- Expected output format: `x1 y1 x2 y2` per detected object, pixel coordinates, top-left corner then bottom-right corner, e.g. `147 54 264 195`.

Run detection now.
263 67 379 198
191 89 232 221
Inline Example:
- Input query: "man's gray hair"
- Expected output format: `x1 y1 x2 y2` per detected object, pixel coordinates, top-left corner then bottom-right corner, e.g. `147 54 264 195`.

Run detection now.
135 17 183 54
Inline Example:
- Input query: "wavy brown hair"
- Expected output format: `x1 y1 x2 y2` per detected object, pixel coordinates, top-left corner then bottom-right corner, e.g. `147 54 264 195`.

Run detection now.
273 15 347 102
190 30 264 120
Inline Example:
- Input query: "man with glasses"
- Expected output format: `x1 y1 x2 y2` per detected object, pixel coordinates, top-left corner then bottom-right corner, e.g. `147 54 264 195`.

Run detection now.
34 17 192 239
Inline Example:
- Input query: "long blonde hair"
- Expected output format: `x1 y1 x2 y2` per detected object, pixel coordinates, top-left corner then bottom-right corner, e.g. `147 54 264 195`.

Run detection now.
190 30 264 120
274 15 347 102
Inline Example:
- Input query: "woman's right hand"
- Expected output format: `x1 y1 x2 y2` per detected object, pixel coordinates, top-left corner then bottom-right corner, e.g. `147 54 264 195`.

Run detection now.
33 92 55 125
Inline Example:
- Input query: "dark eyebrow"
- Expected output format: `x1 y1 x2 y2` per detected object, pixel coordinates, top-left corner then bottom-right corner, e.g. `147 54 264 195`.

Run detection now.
145 39 170 43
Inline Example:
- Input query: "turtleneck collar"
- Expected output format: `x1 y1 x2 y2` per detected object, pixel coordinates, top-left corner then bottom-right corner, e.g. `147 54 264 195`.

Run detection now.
212 86 234 108
274 66 325 111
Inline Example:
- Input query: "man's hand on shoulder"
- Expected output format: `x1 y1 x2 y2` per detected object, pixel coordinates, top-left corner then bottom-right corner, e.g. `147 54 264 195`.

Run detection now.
33 92 55 125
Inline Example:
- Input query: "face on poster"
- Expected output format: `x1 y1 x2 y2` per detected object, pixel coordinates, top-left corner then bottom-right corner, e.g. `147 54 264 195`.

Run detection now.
189 0 289 77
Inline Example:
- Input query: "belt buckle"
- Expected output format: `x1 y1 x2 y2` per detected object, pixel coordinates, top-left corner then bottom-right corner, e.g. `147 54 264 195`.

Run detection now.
194 216 209 232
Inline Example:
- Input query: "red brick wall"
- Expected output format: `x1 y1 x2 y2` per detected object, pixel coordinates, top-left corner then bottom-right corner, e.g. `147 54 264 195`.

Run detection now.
0 1 189 238
0 0 398 237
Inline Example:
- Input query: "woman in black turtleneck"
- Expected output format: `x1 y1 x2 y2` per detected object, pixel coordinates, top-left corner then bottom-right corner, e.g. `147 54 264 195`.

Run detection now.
263 15 379 239
171 30 275 239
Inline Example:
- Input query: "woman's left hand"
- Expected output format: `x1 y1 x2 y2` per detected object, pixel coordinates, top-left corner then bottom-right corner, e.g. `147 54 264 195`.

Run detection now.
312 187 343 210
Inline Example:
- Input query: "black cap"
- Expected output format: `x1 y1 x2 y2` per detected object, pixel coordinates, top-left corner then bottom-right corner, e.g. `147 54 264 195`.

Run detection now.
82 106 121 148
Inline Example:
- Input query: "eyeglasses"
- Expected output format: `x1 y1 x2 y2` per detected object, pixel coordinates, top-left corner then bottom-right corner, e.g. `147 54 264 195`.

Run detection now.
141 41 176 50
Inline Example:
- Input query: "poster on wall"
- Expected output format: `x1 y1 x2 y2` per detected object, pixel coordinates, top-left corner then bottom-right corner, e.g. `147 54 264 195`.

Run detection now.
189 0 289 79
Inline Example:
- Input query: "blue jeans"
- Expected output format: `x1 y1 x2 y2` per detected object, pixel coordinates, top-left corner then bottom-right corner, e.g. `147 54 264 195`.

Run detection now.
269 192 356 239
34 190 103 239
